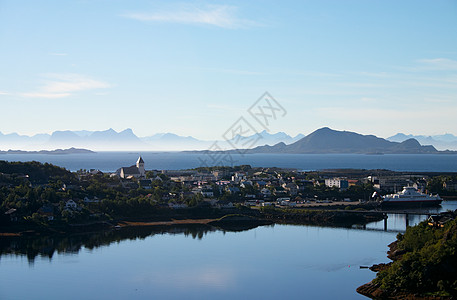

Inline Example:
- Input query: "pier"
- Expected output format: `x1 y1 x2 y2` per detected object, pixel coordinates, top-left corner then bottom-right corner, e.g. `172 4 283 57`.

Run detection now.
374 210 435 231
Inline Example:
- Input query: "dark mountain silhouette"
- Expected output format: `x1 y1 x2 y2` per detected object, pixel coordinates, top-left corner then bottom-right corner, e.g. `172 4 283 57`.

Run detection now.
247 127 440 154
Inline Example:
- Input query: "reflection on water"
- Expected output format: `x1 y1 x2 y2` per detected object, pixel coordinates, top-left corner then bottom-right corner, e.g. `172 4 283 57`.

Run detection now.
2 202 456 265
2 202 456 264
0 225 217 264
365 213 428 232
365 200 457 232
0 223 396 300
1 203 455 299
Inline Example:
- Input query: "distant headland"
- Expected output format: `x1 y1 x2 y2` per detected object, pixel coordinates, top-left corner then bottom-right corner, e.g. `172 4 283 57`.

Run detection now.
228 127 457 154
0 147 95 155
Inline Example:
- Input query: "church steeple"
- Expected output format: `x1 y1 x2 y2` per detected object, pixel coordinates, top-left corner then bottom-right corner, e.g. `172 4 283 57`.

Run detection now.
136 156 145 177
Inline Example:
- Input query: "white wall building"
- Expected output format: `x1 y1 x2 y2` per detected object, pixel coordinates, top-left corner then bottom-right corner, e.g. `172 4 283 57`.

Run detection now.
120 156 146 179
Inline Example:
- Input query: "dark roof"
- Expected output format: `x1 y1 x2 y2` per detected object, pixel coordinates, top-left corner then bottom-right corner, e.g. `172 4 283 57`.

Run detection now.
121 165 140 175
137 156 144 164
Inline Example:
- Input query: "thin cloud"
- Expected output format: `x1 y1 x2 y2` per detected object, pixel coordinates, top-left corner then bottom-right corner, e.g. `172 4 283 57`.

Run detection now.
123 4 258 28
416 58 457 70
202 67 268 75
21 73 111 99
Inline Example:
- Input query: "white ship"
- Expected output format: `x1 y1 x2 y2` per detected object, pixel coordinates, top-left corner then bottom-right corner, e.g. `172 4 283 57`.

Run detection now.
382 186 442 207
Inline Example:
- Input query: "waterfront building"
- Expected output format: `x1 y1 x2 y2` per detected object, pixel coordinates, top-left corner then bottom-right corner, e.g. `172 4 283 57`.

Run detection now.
325 178 349 190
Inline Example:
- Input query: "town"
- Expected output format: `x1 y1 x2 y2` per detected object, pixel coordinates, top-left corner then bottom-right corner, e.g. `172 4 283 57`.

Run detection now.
1 156 457 225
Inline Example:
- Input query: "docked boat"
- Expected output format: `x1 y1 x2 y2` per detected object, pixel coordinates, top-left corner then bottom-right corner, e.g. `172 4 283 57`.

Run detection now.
381 186 442 207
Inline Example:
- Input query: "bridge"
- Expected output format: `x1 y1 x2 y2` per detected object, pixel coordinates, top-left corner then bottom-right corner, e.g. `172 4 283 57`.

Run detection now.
374 210 434 231
345 209 436 231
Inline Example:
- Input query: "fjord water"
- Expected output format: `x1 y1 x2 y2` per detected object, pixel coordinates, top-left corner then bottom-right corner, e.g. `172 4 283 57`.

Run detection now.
0 224 397 300
4 205 456 300
1 152 457 172
366 200 457 232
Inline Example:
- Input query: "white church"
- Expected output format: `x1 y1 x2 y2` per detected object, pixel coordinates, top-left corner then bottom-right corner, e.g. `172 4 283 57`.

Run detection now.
119 156 146 179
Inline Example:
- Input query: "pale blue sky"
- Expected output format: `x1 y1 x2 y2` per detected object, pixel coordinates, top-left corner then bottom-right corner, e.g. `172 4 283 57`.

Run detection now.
1 0 456 139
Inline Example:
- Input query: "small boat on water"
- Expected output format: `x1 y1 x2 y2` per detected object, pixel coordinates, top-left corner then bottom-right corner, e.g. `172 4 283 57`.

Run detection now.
381 186 442 207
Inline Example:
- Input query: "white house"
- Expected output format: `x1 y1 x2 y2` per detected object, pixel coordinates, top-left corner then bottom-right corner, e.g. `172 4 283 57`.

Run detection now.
282 183 299 196
324 178 349 190
232 172 247 183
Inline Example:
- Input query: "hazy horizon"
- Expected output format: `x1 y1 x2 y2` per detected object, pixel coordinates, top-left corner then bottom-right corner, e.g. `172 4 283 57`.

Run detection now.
1 1 457 140
2 126 457 152
1 126 457 140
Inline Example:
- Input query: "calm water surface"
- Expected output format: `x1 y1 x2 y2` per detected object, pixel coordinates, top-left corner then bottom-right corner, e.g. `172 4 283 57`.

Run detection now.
0 224 396 300
366 200 457 232
1 152 457 172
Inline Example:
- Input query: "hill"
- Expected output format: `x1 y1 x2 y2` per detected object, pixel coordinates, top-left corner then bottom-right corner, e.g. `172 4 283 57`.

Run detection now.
358 212 457 298
247 127 440 154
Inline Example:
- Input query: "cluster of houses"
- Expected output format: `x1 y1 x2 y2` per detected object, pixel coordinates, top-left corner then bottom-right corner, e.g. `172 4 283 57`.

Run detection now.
75 157 457 210
4 156 457 221
5 199 82 222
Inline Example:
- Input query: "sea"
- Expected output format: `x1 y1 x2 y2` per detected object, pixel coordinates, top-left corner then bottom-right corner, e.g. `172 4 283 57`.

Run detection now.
1 152 457 172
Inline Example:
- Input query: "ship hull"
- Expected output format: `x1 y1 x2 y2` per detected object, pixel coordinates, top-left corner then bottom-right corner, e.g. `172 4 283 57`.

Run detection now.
381 199 442 208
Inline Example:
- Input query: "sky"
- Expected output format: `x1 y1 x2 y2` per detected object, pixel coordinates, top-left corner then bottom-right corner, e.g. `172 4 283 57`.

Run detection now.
1 0 456 140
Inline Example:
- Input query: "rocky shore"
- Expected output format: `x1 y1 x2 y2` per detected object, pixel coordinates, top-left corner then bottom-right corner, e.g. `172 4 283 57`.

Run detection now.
357 211 457 299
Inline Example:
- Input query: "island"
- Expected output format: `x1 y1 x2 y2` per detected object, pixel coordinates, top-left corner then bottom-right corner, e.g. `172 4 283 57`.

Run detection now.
0 147 95 155
226 127 456 154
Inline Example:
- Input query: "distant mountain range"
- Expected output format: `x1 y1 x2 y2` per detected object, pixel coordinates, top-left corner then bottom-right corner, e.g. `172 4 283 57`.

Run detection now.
0 127 455 153
0 148 95 155
387 133 457 151
243 127 445 154
0 128 304 151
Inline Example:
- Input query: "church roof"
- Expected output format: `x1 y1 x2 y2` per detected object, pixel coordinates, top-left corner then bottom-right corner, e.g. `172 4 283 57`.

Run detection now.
121 165 140 175
137 156 144 164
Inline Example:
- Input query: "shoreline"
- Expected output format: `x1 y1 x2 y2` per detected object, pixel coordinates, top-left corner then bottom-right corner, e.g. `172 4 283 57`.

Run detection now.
357 210 457 299
0 207 385 236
